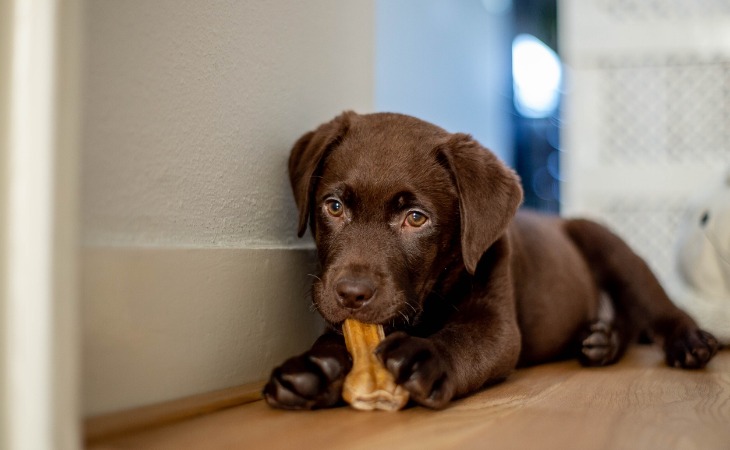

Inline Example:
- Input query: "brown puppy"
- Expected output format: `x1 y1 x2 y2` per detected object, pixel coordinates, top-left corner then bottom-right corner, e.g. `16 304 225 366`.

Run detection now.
264 111 719 409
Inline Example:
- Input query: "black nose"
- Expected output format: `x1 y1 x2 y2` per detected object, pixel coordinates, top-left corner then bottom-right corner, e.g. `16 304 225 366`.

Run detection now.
335 277 375 309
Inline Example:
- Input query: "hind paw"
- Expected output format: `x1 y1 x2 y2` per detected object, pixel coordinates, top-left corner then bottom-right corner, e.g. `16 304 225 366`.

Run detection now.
664 328 718 370
578 320 622 367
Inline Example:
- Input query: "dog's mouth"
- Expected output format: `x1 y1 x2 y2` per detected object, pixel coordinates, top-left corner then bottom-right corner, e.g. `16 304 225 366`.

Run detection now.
311 276 421 328
320 299 420 328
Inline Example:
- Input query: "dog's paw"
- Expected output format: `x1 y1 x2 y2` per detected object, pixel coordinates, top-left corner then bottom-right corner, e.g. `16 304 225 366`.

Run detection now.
375 332 455 409
664 327 719 370
578 320 622 367
263 349 352 410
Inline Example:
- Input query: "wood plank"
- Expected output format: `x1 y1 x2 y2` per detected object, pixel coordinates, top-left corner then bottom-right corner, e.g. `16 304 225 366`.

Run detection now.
89 347 730 450
85 381 264 444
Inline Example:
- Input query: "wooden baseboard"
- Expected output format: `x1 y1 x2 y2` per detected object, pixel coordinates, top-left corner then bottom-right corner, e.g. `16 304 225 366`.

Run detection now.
84 381 265 444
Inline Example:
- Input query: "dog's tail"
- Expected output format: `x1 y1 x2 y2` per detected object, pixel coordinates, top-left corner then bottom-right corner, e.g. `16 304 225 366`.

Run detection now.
564 218 718 368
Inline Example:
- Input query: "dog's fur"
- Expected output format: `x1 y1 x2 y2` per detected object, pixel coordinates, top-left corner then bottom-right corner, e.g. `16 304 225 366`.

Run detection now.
264 112 719 409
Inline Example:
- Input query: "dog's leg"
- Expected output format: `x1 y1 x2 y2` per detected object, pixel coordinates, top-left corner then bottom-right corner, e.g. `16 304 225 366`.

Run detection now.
263 331 352 409
577 319 625 367
375 237 521 409
564 219 719 369
577 292 627 366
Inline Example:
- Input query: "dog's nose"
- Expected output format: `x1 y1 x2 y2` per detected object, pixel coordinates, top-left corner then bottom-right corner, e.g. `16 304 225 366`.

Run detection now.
335 277 375 309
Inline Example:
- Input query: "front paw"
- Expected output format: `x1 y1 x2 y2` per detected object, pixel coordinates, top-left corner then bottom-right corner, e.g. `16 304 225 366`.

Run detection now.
263 349 352 410
375 332 455 409
664 328 719 369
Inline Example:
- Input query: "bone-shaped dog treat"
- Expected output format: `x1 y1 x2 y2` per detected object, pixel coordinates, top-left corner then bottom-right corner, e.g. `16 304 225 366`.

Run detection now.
341 319 409 411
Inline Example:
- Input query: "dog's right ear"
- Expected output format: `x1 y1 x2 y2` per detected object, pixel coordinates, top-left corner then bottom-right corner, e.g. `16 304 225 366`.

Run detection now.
438 133 523 274
289 111 354 237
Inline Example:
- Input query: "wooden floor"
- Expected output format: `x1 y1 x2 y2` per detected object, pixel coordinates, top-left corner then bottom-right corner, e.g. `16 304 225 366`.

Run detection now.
90 346 730 450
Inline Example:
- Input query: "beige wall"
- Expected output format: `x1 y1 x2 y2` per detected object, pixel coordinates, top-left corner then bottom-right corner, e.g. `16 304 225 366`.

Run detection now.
82 0 374 416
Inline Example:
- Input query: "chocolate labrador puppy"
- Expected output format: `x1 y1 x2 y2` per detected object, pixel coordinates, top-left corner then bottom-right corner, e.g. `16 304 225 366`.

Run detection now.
264 111 719 409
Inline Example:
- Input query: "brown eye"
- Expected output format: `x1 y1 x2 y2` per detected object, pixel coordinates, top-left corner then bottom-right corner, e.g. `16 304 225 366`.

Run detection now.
325 199 344 217
405 211 428 227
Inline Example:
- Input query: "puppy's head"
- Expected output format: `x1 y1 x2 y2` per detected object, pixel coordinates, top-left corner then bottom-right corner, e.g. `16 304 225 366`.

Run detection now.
289 112 522 325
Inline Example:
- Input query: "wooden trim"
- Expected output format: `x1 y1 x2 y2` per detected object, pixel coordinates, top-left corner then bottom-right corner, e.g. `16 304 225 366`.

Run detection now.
84 381 265 444
3 1 82 448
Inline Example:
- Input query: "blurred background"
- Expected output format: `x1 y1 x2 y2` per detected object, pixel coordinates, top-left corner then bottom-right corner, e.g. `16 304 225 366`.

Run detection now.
378 0 561 213
2 0 729 448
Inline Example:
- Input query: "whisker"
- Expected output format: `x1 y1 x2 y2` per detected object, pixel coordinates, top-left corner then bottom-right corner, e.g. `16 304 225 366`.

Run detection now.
405 301 419 314
399 310 410 325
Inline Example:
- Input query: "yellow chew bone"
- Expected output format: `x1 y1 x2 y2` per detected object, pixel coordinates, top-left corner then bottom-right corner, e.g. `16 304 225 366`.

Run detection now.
341 319 409 411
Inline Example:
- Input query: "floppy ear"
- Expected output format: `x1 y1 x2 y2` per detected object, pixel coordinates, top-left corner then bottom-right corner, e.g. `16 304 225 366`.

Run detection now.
288 111 354 237
439 133 523 274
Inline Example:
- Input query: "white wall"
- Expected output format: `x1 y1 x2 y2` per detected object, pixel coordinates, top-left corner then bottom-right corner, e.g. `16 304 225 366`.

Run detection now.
82 0 374 416
83 0 374 248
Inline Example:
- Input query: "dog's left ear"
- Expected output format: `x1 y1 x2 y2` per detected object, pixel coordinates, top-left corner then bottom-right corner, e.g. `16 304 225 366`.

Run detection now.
439 133 523 274
289 111 354 237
